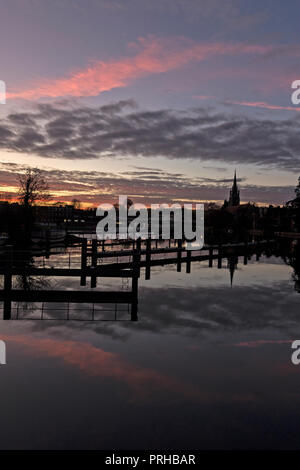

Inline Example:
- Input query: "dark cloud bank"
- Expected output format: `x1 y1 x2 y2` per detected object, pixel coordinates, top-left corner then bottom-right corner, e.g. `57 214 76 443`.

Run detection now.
0 99 299 203
1 99 300 169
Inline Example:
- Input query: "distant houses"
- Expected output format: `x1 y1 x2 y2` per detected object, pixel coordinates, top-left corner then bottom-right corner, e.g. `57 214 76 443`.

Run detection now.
34 204 75 224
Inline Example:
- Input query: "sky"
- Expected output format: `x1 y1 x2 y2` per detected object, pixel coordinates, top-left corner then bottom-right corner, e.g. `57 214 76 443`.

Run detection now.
0 0 300 206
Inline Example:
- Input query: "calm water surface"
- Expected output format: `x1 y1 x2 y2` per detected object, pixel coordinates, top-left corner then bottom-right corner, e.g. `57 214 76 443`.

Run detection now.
0 252 300 449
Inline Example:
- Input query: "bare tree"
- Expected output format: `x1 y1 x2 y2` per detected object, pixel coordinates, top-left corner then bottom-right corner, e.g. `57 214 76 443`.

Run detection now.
18 168 50 206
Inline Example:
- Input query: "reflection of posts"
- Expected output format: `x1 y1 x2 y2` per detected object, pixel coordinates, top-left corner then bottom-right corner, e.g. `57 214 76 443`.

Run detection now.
45 230 50 258
1 243 140 321
186 250 191 273
218 245 222 269
243 240 248 265
209 246 213 268
91 239 97 288
145 239 151 280
80 238 87 286
132 251 140 321
4 246 13 320
177 239 182 272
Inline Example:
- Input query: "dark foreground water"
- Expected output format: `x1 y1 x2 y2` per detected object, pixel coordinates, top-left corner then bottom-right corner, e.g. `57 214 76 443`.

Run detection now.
0 252 300 449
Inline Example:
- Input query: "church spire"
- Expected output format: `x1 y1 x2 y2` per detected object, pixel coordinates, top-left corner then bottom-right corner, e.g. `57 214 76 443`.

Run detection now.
228 170 240 206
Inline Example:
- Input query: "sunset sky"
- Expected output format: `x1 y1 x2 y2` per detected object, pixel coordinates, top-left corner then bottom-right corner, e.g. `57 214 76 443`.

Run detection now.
1 0 300 206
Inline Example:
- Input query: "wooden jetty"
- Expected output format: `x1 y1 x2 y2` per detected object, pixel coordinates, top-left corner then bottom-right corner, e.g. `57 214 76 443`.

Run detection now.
0 248 140 322
0 238 276 322
81 237 276 280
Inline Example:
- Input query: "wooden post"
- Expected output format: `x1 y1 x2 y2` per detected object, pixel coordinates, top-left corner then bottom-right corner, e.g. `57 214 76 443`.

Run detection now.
4 246 13 320
3 272 12 320
91 239 97 288
217 245 222 269
177 239 182 272
244 240 248 265
145 238 151 280
209 246 213 267
131 251 140 321
80 238 87 286
186 250 191 273
45 229 50 259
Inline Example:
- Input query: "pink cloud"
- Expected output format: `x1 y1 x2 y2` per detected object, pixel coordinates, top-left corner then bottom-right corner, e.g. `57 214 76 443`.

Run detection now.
193 94 215 100
234 339 293 348
7 36 274 100
195 94 300 112
227 99 300 112
0 334 263 404
1 334 201 399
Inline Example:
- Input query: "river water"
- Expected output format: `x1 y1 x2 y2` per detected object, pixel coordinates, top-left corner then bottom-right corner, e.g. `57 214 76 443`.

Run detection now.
0 247 300 449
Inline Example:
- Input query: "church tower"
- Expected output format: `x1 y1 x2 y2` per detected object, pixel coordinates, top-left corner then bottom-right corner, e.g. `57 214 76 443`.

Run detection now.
228 170 240 206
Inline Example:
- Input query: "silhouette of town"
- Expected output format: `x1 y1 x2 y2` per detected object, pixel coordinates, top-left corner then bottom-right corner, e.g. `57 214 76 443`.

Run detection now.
0 169 299 322
0 170 299 246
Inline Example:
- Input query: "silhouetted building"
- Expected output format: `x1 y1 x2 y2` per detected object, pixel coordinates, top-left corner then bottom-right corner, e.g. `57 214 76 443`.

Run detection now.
34 204 74 224
224 170 240 207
